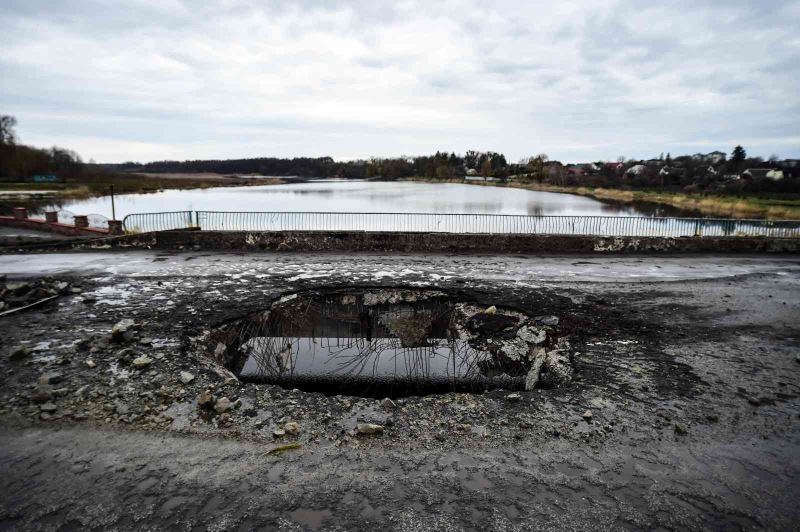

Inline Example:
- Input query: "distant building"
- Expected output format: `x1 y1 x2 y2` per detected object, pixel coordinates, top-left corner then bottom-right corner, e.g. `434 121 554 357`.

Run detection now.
30 174 60 183
626 164 646 176
465 168 479 177
741 168 770 179
766 169 784 180
604 162 625 173
692 151 726 164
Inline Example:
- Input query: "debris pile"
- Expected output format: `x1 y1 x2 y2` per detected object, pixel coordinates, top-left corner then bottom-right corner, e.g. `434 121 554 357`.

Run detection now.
0 276 74 313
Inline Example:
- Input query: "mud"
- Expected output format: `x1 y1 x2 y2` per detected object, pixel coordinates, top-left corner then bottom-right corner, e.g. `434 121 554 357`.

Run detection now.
0 251 798 530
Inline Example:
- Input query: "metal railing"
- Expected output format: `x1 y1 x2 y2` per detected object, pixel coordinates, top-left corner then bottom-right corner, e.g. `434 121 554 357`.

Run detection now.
122 211 194 233
195 211 800 238
121 210 800 238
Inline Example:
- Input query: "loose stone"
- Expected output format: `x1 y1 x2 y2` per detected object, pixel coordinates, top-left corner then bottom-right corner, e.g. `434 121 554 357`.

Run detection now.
31 386 52 404
284 421 301 435
198 390 215 410
582 410 593 421
39 402 57 413
380 398 397 410
132 356 152 369
357 423 384 435
8 346 30 361
38 372 64 385
213 397 233 413
111 319 135 341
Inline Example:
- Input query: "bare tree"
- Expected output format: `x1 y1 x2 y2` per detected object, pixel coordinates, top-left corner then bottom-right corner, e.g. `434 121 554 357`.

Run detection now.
0 115 17 145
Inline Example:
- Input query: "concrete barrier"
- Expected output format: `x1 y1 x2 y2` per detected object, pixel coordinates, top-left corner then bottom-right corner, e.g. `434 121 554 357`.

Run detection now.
9 229 800 254
0 213 109 237
142 230 800 254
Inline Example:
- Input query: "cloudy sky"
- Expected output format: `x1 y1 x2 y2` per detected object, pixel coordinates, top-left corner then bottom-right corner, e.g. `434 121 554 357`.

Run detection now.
1 0 798 163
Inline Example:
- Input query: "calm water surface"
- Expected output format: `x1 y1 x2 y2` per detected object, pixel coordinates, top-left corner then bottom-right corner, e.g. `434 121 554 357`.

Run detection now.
34 180 689 219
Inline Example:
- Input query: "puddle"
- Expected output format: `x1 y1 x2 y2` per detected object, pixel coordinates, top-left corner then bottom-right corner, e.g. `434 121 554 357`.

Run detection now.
204 289 570 398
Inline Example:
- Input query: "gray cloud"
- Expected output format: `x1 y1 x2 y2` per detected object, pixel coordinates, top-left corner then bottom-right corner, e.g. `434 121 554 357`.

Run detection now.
1 0 798 163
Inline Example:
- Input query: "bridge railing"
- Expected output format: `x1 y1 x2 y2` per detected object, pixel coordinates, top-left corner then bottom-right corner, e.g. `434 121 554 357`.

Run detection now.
122 211 194 233
121 210 800 238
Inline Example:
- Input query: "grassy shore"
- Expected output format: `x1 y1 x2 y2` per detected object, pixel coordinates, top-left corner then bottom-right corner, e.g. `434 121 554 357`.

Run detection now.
402 177 800 219
0 172 282 200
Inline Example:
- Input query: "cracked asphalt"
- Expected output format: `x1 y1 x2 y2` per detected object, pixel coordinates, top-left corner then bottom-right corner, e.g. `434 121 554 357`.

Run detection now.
0 251 799 531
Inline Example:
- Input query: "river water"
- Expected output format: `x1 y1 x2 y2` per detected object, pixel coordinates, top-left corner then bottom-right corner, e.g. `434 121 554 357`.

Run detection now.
29 179 688 219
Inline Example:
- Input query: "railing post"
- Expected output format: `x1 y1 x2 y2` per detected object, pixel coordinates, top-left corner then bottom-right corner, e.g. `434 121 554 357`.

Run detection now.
13 207 28 220
107 220 123 235
45 211 58 223
73 215 89 228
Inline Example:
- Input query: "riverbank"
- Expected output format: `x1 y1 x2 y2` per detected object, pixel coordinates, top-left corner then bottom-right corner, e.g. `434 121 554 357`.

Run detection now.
402 177 800 219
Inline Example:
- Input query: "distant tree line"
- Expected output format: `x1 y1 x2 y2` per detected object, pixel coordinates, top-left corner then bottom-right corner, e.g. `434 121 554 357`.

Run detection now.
2 114 798 196
0 115 87 180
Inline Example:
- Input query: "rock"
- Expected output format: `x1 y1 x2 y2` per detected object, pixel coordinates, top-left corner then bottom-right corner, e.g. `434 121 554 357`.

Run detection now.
217 413 232 427
356 423 384 435
582 410 593 421
484 305 497 315
31 386 52 404
213 397 233 413
116 348 138 366
524 347 548 390
534 315 560 327
500 338 530 362
674 424 687 435
198 390 215 410
115 402 130 415
39 402 57 413
539 349 574 388
38 372 64 385
111 319 135 342
506 393 522 402
516 325 547 345
86 360 96 369
273 429 286 437
380 398 397 410
9 282 31 296
179 372 195 385
131 356 152 369
8 346 30 361
284 421 300 435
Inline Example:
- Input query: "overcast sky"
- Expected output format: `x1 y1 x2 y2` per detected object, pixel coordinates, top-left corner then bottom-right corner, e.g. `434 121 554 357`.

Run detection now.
1 0 798 164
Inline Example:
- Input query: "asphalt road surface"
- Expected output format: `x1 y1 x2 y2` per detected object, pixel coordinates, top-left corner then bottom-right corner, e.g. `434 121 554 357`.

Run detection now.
0 251 798 531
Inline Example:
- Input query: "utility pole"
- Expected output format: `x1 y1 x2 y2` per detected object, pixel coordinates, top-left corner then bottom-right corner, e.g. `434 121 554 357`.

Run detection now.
110 185 116 220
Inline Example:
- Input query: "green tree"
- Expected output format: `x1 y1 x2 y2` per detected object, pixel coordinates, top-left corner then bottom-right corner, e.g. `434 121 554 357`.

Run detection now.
731 145 746 165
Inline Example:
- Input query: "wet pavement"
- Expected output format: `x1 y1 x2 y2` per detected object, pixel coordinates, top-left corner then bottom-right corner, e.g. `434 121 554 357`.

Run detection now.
1 250 799 282
0 251 798 530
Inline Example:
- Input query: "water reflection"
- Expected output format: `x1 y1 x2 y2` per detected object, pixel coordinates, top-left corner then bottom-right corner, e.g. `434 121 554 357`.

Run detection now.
224 293 522 398
0 180 706 219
